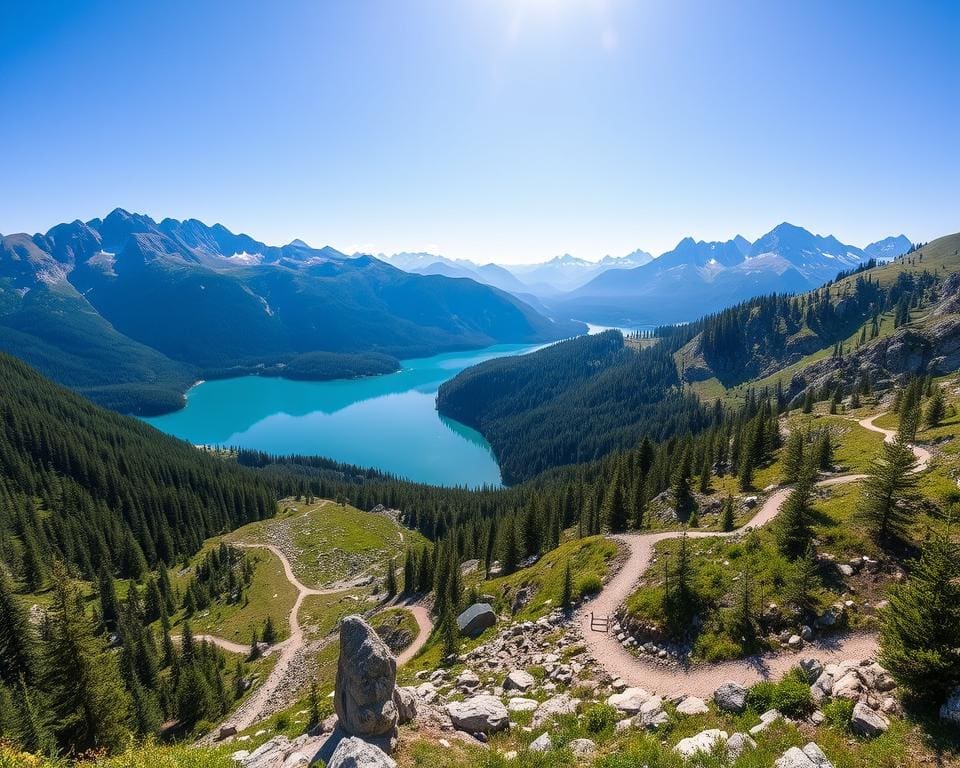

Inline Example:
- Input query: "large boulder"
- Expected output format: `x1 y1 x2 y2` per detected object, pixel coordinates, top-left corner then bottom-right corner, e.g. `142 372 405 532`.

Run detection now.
503 670 536 692
334 616 399 749
607 687 651 715
713 681 748 713
457 603 497 637
327 736 397 768
775 742 834 768
850 702 889 737
674 729 727 758
446 694 510 734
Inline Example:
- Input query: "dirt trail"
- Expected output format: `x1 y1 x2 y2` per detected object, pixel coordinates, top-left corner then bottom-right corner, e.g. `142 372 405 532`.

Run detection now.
577 411 928 697
204 523 433 732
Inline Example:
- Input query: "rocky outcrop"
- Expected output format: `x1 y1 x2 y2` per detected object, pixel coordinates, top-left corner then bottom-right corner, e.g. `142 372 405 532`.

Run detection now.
457 603 497 637
850 701 889 737
713 681 748 713
334 616 399 749
445 694 509 734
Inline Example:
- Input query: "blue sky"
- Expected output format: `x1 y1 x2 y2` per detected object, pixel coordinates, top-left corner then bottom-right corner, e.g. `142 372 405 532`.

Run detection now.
1 0 957 263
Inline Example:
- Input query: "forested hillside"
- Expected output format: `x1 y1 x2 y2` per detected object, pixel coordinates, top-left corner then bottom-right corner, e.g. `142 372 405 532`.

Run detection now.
437 331 709 483
0 210 583 415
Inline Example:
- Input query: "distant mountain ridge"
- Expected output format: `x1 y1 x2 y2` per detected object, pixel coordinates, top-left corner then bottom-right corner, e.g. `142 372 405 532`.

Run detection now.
549 223 909 325
0 209 583 414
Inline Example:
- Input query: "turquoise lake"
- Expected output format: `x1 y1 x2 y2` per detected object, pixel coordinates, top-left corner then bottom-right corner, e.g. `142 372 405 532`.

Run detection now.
144 343 543 488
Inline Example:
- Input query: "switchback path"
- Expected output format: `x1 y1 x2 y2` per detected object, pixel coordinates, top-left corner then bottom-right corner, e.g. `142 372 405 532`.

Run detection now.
189 521 433 733
578 412 928 697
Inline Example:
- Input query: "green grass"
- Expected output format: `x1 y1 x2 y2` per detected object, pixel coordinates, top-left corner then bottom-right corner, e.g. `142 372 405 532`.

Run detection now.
300 588 378 638
372 607 421 652
226 499 428 589
167 544 297 646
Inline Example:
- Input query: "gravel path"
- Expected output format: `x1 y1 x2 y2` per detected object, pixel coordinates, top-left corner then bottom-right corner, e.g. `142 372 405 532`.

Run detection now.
577 411 928 697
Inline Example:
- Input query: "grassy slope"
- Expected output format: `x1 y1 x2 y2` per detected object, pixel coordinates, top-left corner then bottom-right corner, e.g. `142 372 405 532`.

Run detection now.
225 500 427 589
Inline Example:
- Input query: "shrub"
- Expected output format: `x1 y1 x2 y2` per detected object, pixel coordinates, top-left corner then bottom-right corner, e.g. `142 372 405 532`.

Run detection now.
584 703 619 735
822 698 855 729
578 575 603 597
693 631 742 662
747 669 813 718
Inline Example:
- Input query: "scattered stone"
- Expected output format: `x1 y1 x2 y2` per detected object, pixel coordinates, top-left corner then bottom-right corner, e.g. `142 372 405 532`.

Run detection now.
799 658 824 684
676 696 709 716
607 687 651 715
726 732 757 760
503 670 535 692
674 729 728 758
334 616 398 750
327 736 397 768
568 738 597 757
749 709 782 735
507 697 539 713
775 742 834 768
529 733 553 752
787 634 804 650
446 695 510 734
714 681 748 713
850 701 889 737
394 687 417 724
532 694 580 727
457 603 497 637
456 670 480 690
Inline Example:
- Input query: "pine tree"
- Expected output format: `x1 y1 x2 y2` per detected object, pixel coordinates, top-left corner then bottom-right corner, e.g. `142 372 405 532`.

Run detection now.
42 563 131 754
97 565 119 632
247 628 260 661
308 679 321 730
262 616 277 646
402 551 416 595
786 544 819 618
720 496 735 532
385 558 398 598
897 379 923 442
802 388 814 414
440 608 459 659
781 430 805 484
672 446 695 521
776 473 815 558
880 529 960 703
925 385 946 428
859 439 918 544
174 661 215 730
12 677 54 755
698 449 712 494
0 569 36 685
560 561 573 610
603 472 629 533
734 571 755 643
501 519 519 576
815 429 833 471
664 531 696 638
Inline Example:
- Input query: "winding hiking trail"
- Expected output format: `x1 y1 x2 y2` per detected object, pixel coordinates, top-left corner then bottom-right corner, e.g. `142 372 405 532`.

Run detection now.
578 412 929 697
193 531 432 733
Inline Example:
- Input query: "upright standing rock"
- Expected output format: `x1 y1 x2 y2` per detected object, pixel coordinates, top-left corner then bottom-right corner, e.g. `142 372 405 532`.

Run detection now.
335 615 399 750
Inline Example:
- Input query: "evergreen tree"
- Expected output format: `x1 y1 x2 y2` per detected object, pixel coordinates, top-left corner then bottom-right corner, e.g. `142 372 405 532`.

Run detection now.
603 471 629 533
802 388 814 414
385 558 398 599
776 473 815 558
786 544 819 618
247 628 260 661
671 446 695 521
501 520 519 576
402 551 416 595
880 529 960 703
720 496 735 532
97 566 119 632
308 679 321 731
859 439 918 544
440 608 459 659
0 569 36 685
733 571 755 643
42 563 131 754
12 677 54 755
781 430 805 484
698 449 712 494
925 385 946 428
815 429 833 471
262 616 277 646
174 661 215 730
664 531 696 638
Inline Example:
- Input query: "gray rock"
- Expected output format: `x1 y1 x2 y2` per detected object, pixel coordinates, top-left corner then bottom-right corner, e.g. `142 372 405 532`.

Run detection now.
749 709 782 735
503 670 535 692
457 603 497 637
850 701 889 737
674 728 728 758
714 681 748 713
446 694 510 734
676 696 709 716
532 694 580 727
726 732 756 760
775 742 834 768
940 687 960 726
507 697 539 713
607 687 651 715
568 738 597 757
334 616 398 748
529 732 553 752
394 687 417 725
327 736 397 768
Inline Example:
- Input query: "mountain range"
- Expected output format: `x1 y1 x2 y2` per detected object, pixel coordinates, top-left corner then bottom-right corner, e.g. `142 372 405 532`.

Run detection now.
380 225 911 326
0 209 583 415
